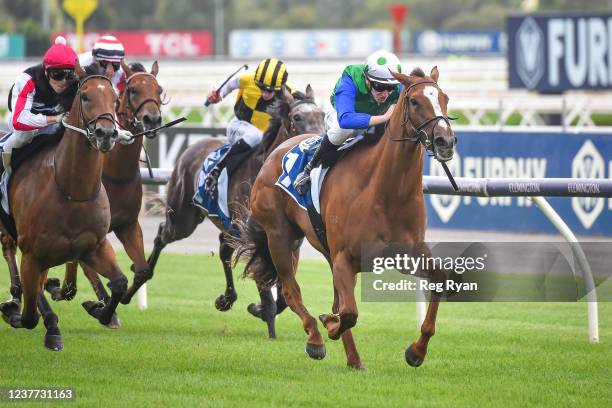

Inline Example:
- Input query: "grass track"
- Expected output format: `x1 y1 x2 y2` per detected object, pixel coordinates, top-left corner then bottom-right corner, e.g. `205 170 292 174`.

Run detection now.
0 253 610 407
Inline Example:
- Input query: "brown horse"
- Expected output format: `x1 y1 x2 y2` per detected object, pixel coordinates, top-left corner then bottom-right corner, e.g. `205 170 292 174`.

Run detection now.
146 85 324 338
0 61 127 350
44 61 163 326
233 67 456 368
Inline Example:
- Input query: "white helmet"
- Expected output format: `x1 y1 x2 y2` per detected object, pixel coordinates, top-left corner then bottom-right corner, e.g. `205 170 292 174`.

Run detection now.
365 50 401 85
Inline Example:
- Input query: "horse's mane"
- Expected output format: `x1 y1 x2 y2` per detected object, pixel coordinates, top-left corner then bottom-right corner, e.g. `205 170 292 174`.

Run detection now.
410 67 426 78
257 90 310 154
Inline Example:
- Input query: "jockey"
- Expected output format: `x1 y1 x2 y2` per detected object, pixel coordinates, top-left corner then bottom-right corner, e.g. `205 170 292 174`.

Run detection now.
293 49 402 194
1 36 78 175
204 57 294 196
78 35 126 94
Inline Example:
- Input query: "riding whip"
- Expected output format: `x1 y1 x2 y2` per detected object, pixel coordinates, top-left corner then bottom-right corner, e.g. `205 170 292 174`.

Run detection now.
204 64 249 107
440 161 459 192
129 117 187 139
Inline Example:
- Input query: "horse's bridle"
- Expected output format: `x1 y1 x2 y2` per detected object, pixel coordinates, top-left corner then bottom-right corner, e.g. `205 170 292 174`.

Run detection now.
118 72 162 131
61 74 118 149
393 80 457 160
287 98 318 135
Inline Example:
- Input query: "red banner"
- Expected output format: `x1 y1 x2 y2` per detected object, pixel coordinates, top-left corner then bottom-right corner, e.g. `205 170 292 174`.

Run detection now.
54 31 213 57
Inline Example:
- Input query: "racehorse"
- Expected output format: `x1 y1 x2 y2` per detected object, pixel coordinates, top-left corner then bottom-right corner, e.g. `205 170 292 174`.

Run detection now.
146 85 324 338
0 61 127 350
232 67 456 368
44 61 163 326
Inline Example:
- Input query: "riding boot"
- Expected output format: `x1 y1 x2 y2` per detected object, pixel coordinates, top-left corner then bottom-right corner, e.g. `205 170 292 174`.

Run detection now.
294 135 338 195
205 139 255 199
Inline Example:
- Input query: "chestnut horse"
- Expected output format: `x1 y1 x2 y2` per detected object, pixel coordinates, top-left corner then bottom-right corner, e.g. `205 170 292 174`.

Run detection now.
233 67 456 368
44 61 163 326
0 62 127 350
147 85 324 338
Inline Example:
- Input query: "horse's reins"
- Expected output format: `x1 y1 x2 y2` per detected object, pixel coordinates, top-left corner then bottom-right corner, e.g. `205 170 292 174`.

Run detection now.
391 79 459 191
56 74 118 201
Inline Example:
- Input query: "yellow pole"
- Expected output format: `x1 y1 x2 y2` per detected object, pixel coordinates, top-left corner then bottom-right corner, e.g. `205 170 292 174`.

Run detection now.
75 18 84 52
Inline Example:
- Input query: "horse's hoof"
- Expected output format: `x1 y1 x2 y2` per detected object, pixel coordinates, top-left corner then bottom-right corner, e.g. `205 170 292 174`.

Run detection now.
405 343 425 368
82 300 105 320
45 278 62 300
215 293 236 311
104 313 121 329
0 300 22 328
44 334 64 351
348 363 367 371
247 303 263 319
61 285 77 301
305 343 326 360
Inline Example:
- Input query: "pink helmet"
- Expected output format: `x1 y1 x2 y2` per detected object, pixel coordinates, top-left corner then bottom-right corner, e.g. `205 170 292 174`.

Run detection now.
43 36 77 70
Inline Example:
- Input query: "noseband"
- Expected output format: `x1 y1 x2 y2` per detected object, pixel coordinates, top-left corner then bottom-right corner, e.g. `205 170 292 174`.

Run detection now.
61 74 117 148
393 80 457 159
119 72 162 130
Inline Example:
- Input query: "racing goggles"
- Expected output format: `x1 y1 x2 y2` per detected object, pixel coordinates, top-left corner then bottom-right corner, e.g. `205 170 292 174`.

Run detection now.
47 69 76 81
370 81 397 93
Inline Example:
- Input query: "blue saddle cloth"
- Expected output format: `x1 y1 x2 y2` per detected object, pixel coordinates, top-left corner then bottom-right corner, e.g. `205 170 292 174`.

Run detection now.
275 134 366 214
193 143 237 235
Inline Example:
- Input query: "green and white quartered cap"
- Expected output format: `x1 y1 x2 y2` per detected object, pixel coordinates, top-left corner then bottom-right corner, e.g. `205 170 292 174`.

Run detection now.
365 50 402 85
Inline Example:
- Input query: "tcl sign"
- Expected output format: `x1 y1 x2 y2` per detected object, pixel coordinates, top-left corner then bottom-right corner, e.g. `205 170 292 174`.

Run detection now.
507 14 612 92
55 31 213 57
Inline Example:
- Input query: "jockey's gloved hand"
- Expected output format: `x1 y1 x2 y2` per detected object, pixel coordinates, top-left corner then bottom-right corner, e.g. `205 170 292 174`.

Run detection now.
117 129 135 145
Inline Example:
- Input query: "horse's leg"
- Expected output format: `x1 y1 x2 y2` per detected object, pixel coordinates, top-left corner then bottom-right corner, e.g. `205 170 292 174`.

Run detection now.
215 232 238 311
116 222 151 305
246 283 278 339
320 253 359 340
79 262 121 329
0 234 22 327
37 270 63 351
45 261 78 301
329 285 363 370
146 221 167 273
19 254 42 330
80 240 127 326
405 243 442 368
266 223 325 360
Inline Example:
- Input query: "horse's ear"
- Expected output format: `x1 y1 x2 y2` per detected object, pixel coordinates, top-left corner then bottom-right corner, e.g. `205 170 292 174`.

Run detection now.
283 85 294 105
305 84 315 99
430 66 439 83
121 60 133 78
390 70 413 86
151 60 159 77
75 58 86 80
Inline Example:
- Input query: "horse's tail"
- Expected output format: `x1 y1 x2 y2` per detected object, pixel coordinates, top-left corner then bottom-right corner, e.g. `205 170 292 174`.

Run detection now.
231 212 278 289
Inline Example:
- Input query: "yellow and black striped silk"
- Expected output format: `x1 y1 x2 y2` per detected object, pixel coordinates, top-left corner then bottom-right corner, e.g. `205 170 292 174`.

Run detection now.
234 73 294 132
253 58 287 90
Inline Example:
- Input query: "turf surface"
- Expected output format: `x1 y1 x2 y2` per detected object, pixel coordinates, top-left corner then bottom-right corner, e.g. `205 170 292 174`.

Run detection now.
0 253 610 407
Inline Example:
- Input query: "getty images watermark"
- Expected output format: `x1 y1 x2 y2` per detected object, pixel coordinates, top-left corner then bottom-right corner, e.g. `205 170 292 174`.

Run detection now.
360 242 612 302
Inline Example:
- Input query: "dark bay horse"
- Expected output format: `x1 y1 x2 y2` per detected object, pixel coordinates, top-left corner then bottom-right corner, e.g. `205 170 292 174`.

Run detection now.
0 61 127 350
147 85 324 338
233 67 456 369
44 61 163 326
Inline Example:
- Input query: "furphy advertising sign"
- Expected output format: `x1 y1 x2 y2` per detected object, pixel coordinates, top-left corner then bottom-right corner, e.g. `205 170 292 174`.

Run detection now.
413 30 505 56
507 14 612 92
56 31 213 57
424 131 612 236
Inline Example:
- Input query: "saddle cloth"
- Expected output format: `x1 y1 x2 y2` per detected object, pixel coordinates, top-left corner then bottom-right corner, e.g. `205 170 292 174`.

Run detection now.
193 143 235 234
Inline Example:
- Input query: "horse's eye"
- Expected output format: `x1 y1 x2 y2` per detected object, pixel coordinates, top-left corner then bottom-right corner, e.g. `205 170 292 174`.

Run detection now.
81 93 89 102
128 88 137 95
158 86 163 95
410 98 418 107
293 114 301 121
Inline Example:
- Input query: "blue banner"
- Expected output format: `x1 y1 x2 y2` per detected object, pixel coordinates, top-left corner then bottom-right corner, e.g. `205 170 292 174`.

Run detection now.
413 30 505 56
507 14 612 92
424 131 612 236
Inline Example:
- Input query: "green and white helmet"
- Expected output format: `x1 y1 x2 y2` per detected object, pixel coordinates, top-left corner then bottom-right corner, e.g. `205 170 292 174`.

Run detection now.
364 50 402 85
